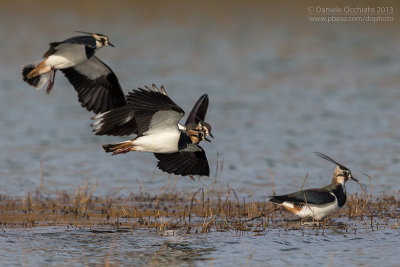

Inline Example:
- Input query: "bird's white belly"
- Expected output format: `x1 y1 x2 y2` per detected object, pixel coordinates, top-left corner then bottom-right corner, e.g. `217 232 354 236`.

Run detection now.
133 132 180 153
283 200 339 220
46 47 88 69
298 202 339 220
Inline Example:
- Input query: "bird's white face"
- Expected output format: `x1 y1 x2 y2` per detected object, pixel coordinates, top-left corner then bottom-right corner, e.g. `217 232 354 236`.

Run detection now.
333 165 355 185
202 123 213 138
187 129 206 144
195 122 213 139
185 121 213 143
92 34 113 48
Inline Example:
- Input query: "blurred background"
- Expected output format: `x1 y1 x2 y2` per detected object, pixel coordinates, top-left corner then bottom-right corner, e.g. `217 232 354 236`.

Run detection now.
0 0 399 197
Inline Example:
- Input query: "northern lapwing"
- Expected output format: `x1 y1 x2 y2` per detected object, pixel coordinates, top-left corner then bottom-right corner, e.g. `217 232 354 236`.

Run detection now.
269 152 359 220
91 86 212 137
21 31 126 113
95 85 213 177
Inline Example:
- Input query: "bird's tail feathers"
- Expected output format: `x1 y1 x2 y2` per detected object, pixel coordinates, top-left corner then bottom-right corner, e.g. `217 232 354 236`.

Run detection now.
25 60 51 79
22 64 49 90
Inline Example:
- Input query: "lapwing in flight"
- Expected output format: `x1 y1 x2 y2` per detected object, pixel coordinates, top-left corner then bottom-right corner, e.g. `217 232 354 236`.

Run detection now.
91 86 212 137
94 85 213 177
269 152 359 220
21 31 126 113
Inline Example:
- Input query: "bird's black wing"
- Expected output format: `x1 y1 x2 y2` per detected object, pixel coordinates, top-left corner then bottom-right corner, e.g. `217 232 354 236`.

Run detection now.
91 105 137 136
185 94 209 126
154 145 209 176
55 35 96 47
43 36 96 58
61 56 126 114
126 87 184 136
269 188 335 206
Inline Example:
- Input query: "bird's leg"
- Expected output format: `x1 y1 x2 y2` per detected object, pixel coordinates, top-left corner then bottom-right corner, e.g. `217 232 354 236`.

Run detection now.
189 175 195 181
52 68 57 82
46 66 57 94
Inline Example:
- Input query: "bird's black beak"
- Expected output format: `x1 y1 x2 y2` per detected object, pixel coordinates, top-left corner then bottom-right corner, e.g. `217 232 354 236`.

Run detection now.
350 175 358 182
209 132 214 138
108 42 115 47
205 137 212 142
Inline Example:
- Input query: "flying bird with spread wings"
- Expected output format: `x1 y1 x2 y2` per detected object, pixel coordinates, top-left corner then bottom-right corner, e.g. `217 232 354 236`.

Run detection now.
21 31 126 114
92 85 213 177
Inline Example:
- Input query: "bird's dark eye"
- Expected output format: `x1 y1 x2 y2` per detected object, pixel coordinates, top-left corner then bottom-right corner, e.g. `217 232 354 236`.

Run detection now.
343 170 349 176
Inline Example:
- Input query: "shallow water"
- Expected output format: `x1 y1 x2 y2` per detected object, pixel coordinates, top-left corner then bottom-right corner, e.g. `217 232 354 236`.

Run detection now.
1 0 400 266
1 1 400 196
1 222 400 266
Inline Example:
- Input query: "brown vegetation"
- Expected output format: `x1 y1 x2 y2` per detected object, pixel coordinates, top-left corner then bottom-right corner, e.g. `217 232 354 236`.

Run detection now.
1 178 399 235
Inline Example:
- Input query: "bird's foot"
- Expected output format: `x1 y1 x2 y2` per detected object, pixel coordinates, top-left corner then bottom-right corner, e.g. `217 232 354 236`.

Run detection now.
112 145 134 155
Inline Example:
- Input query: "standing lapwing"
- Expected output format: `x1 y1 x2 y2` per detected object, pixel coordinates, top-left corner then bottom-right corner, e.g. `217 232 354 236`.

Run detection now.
21 31 126 113
94 85 213 177
269 152 359 220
